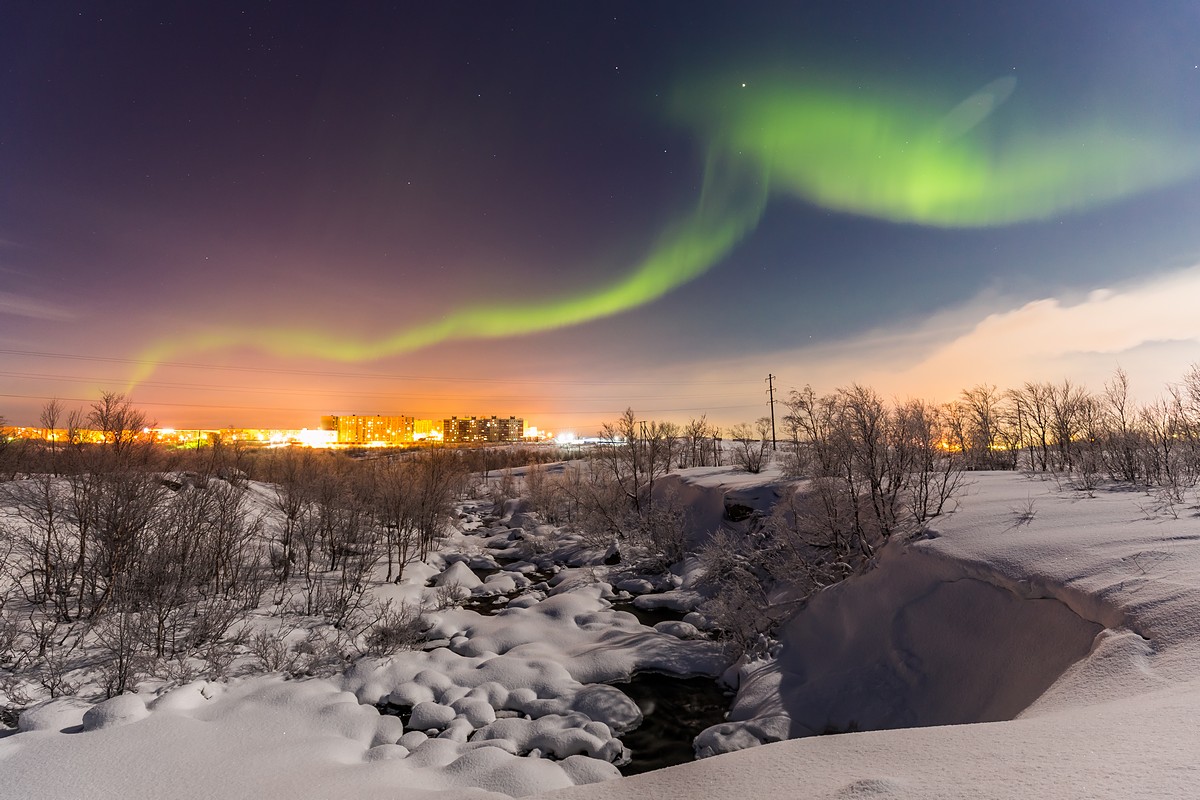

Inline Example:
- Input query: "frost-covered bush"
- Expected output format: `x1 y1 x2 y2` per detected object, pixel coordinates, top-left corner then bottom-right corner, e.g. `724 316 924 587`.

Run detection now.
696 528 772 656
730 419 771 474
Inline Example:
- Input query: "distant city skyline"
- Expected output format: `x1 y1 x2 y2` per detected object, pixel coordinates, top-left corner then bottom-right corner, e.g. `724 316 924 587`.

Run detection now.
3 3 1199 430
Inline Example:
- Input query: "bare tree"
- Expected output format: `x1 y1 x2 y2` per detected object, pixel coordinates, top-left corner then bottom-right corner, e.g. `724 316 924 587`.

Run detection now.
959 384 1014 470
408 449 465 560
2 475 80 622
1073 393 1106 492
659 421 682 473
593 408 671 516
1102 367 1144 483
88 469 169 618
1011 383 1048 472
0 414 22 481
268 448 317 583
87 392 153 467
1141 389 1198 502
730 418 770 474
373 458 418 583
839 385 910 538
899 399 964 524
683 417 706 468
40 399 65 476
1048 380 1088 472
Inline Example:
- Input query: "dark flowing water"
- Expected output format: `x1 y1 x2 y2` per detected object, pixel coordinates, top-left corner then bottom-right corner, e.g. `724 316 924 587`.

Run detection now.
374 701 413 728
614 672 732 776
390 565 729 773
460 592 521 616
468 565 501 582
610 599 688 628
379 674 732 776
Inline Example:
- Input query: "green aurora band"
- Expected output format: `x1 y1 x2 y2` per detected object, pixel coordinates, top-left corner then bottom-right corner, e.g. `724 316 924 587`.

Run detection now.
129 151 768 386
131 74 1199 382
675 74 1199 226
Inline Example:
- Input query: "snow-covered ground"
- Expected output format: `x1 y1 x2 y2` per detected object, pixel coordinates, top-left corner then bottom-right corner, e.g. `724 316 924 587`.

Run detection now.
553 471 1200 799
4 468 1200 798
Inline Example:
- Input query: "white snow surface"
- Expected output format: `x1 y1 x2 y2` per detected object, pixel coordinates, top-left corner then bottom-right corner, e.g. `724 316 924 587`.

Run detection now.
5 469 1200 798
549 470 1200 799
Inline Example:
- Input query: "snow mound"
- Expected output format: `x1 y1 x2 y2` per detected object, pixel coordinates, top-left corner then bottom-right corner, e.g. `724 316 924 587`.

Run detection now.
3 673 614 799
548 470 1200 800
471 713 626 762
436 561 484 591
568 684 643 733
707 544 1103 749
16 696 92 733
82 693 149 731
410 701 458 731
652 621 703 639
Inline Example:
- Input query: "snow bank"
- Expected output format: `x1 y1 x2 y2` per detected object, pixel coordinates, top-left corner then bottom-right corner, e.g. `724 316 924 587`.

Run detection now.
81 693 150 731
434 561 485 591
12 469 1199 798
702 543 1103 749
546 470 1200 799
2 674 590 799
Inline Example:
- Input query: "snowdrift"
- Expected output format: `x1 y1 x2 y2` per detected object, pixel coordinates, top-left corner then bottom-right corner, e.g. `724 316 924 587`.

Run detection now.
708 544 1106 746
549 470 1200 799
5 469 1200 798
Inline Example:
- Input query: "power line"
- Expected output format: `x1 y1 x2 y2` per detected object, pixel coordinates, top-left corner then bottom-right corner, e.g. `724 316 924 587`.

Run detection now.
766 373 777 451
0 370 756 404
0 392 762 417
0 348 753 387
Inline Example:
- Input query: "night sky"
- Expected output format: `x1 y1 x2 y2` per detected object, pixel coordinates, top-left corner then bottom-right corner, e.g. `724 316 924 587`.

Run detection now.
3 2 1200 432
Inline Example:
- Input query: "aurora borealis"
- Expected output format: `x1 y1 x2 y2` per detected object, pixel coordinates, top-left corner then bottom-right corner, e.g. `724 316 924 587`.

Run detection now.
127 149 769 386
3 3 1200 429
676 73 1200 226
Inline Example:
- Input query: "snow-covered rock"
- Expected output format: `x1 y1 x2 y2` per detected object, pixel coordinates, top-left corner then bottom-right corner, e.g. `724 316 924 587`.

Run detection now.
16 697 92 733
82 694 149 732
409 701 457 731
434 561 484 591
653 620 704 639
18 468 1198 799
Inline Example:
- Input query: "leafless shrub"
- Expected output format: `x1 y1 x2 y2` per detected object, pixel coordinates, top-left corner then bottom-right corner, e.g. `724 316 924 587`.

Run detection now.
592 408 673 518
248 626 302 674
489 469 518 507
0 609 20 668
523 464 555 521
360 599 427 657
783 385 966 552
433 583 467 610
92 609 152 698
0 672 35 728
730 419 771 474
695 529 772 657
1009 497 1038 528
681 415 722 469
633 490 690 567
288 628 349 678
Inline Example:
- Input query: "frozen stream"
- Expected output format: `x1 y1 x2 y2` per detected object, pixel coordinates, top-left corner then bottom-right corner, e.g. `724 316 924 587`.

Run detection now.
614 673 733 776
349 499 734 778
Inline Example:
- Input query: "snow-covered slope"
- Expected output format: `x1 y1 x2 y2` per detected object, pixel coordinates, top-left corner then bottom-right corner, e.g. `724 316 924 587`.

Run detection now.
550 471 1200 799
4 470 1199 798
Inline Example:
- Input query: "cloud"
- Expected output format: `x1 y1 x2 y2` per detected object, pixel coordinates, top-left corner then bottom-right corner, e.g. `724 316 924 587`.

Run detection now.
0 292 76 321
670 264 1200 411
886 265 1200 393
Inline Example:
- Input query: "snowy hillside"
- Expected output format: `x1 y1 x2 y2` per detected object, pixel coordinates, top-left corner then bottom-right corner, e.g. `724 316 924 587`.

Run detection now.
4 468 1200 798
553 471 1200 799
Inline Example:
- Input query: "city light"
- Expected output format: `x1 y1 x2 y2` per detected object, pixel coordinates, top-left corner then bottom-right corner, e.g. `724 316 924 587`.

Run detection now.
2 413 552 450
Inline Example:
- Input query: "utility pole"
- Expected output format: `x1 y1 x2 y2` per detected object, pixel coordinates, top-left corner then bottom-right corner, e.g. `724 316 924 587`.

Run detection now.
766 374 777 451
